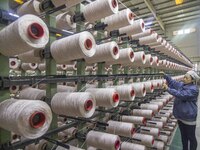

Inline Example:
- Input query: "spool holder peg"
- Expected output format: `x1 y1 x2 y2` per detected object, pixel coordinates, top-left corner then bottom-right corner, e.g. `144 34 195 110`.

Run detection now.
39 0 56 12
72 13 85 23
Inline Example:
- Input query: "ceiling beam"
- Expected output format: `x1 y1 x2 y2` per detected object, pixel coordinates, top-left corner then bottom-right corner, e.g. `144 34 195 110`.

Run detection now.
143 0 165 31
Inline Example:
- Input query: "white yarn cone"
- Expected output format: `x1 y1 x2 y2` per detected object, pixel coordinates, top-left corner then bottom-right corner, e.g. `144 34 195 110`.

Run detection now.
51 31 96 64
19 87 46 100
140 126 160 137
9 85 20 94
51 0 81 8
51 92 96 118
9 58 21 70
142 81 154 93
140 104 159 113
85 41 119 64
86 130 121 150
152 141 165 150
121 142 146 150
131 82 146 97
106 48 134 66
106 120 135 137
104 8 134 31
132 51 146 65
56 12 76 31
0 15 49 56
132 133 154 146
132 109 154 119
146 120 164 129
57 85 76 92
139 33 158 45
114 84 135 101
18 49 43 63
83 0 119 23
0 99 52 139
131 29 152 40
121 116 146 125
17 0 41 16
85 88 120 108
119 19 145 36
21 63 38 71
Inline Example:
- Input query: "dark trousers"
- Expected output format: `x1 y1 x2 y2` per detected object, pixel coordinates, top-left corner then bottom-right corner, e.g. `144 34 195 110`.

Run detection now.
178 120 197 150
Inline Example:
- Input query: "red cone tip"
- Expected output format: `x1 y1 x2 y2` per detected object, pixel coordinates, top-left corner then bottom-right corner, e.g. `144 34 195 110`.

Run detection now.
29 112 46 129
84 100 93 111
28 23 44 39
84 39 93 50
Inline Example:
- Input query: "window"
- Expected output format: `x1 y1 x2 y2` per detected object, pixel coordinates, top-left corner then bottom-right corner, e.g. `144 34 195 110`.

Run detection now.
173 28 196 36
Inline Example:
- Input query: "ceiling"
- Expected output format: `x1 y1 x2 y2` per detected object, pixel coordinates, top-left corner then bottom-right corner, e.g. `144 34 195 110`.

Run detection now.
83 0 200 35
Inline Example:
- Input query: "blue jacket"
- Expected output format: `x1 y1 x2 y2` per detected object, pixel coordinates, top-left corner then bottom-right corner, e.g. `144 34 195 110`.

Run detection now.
164 75 199 122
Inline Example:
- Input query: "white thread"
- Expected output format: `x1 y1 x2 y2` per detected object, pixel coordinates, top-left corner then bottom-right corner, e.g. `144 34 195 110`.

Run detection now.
140 104 159 113
114 85 135 101
19 87 46 100
57 85 77 92
87 146 97 150
65 64 77 71
17 0 41 16
56 145 84 150
156 135 169 144
121 142 146 150
51 31 96 64
51 0 81 8
86 130 121 150
142 81 154 93
9 58 21 70
155 98 168 105
85 41 119 64
85 65 96 72
132 51 146 65
83 0 119 23
18 49 43 63
106 120 135 137
57 64 68 71
21 63 38 71
146 120 164 129
104 8 134 31
152 141 165 150
38 63 45 71
163 126 174 131
140 126 160 137
0 15 49 56
121 116 146 125
51 92 95 118
131 29 152 40
149 36 163 47
144 54 153 66
0 99 52 139
160 131 171 136
56 13 76 31
131 82 146 97
119 19 145 36
9 85 20 94
85 88 119 108
152 116 168 124
139 33 158 45
132 133 154 146
106 48 134 66
132 109 153 119
149 101 164 110
152 56 159 66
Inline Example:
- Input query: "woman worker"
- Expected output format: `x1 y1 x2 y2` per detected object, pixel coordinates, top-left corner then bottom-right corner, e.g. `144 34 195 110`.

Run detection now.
162 70 199 150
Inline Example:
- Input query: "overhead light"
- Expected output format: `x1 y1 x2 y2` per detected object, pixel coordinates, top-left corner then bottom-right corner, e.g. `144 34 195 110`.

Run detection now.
175 0 184 5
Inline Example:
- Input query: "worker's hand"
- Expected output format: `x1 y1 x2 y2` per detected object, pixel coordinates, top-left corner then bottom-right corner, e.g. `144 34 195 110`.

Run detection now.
159 71 166 76
162 83 168 90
